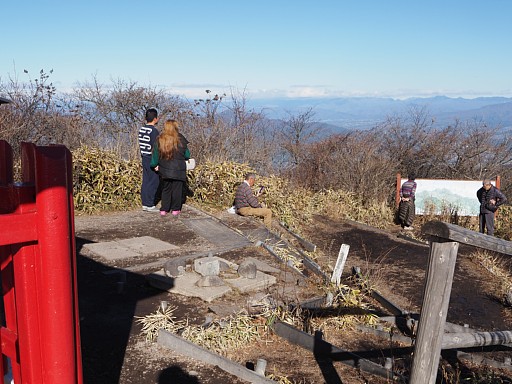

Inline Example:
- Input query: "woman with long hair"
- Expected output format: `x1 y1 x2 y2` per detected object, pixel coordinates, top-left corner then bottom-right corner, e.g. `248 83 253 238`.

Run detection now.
150 119 190 216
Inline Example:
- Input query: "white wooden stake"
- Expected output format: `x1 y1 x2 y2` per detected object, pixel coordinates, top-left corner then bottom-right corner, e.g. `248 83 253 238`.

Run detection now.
331 244 350 285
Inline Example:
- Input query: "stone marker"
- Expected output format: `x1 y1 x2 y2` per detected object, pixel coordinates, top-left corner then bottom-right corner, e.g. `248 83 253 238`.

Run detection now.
194 257 220 276
164 259 186 278
238 260 257 279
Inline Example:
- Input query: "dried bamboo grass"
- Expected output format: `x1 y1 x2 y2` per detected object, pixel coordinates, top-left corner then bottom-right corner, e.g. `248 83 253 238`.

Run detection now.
135 305 186 342
71 148 394 230
187 160 394 230
73 146 141 213
180 311 262 356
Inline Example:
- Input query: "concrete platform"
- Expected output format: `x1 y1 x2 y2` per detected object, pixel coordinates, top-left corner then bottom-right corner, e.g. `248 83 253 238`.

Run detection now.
224 271 277 293
148 270 232 302
181 218 251 248
147 255 278 301
83 236 179 261
245 257 280 274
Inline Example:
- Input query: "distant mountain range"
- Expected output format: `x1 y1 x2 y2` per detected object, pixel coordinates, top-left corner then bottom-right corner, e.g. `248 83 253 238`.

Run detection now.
248 96 512 133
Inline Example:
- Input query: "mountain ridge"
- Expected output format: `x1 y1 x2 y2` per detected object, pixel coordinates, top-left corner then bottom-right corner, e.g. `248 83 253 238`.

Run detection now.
248 96 512 132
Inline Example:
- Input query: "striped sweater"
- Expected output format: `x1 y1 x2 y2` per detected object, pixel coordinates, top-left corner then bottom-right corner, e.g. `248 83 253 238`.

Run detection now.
234 182 261 210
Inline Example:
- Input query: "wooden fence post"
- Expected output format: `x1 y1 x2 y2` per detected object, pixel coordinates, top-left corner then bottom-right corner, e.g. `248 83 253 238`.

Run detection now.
409 239 459 384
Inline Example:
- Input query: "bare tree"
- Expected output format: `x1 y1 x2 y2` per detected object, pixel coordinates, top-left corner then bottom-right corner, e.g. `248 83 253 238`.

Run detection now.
71 77 188 158
376 105 434 176
0 68 84 155
185 88 279 174
279 108 321 174
297 131 396 202
224 87 279 173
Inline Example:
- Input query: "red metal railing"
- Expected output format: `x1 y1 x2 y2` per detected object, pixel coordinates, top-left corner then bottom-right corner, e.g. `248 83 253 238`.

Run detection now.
0 140 82 383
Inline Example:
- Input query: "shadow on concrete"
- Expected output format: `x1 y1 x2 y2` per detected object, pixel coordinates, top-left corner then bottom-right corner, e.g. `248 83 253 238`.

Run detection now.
76 236 175 384
157 365 200 384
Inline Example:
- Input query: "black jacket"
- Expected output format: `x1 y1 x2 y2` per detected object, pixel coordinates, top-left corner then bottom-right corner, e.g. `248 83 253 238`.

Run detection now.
477 185 507 214
156 134 189 181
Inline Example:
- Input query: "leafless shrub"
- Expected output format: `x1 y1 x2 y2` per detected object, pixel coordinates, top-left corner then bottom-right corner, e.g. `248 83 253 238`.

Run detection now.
71 76 189 159
186 88 279 175
0 68 80 156
294 131 396 203
278 107 323 169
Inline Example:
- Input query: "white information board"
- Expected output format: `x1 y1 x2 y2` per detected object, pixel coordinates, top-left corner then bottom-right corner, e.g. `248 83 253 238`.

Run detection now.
400 178 492 216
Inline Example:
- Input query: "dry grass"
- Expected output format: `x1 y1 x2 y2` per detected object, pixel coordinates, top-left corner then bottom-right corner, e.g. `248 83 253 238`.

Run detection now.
135 304 186 342
137 283 378 354
468 249 512 305
70 148 396 230
73 146 141 213
188 160 395 231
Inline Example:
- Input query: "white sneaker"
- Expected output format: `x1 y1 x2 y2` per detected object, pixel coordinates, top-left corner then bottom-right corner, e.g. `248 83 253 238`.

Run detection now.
142 205 160 213
403 226 414 231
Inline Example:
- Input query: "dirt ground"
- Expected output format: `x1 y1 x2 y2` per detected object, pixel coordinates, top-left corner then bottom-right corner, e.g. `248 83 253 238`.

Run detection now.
75 205 512 384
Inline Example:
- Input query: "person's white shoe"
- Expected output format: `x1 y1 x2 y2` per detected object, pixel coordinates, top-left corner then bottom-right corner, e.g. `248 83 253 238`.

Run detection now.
142 205 160 212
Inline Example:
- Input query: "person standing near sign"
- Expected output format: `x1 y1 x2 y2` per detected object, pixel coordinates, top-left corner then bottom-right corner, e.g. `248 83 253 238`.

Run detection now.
398 174 417 230
477 179 507 236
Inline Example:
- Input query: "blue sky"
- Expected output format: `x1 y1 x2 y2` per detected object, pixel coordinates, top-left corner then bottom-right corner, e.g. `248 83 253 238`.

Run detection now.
1 1 511 100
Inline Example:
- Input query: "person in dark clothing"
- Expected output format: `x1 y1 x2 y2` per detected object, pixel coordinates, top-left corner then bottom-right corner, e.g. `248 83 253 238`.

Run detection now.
477 179 507 236
398 174 417 230
138 108 161 212
150 119 190 216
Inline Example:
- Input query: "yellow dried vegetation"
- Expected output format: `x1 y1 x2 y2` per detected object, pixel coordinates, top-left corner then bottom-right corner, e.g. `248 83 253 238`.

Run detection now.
71 150 394 230
188 160 394 230
72 146 142 213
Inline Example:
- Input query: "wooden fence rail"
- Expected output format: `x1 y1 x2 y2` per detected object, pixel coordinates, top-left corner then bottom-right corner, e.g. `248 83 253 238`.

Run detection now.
410 221 512 384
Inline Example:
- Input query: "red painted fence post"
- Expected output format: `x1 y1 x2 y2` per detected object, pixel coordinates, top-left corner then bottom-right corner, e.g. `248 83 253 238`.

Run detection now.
0 140 83 383
34 144 81 383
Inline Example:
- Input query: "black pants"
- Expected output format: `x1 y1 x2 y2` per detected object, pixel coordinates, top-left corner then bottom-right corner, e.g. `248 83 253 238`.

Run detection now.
160 178 184 212
398 199 415 227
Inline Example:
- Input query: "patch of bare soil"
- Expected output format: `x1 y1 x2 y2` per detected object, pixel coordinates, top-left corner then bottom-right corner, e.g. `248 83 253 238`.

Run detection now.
76 207 512 384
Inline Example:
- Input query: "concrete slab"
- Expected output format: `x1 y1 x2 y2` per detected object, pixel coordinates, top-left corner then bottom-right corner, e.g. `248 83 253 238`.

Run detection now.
147 255 276 300
118 236 179 254
83 236 179 261
181 218 251 248
224 271 277 293
245 257 280 273
207 303 242 318
83 242 140 260
148 270 232 302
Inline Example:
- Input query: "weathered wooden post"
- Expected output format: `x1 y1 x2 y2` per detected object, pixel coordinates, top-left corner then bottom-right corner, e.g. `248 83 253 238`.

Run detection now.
409 238 459 384
411 220 512 384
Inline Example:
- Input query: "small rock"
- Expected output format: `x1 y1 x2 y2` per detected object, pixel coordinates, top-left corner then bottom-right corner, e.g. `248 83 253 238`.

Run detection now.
247 292 274 309
218 259 231 272
164 259 186 278
238 260 257 279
